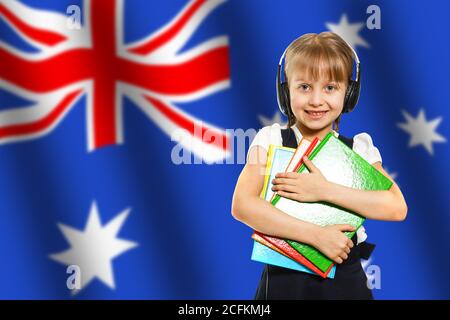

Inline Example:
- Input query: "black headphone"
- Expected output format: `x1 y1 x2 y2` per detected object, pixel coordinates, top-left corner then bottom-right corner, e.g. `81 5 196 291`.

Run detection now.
276 38 361 116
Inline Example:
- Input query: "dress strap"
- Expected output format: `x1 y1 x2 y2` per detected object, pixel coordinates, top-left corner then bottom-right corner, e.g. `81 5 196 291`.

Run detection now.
337 133 354 149
282 128 355 149
281 128 298 148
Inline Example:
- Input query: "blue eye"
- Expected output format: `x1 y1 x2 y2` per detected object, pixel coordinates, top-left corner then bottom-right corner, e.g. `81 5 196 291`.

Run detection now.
298 84 310 91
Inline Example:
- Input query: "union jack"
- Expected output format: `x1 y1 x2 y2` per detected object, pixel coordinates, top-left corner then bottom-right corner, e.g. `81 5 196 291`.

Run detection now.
0 0 231 161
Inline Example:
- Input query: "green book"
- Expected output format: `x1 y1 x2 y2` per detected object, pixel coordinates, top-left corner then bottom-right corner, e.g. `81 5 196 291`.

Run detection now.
271 131 393 272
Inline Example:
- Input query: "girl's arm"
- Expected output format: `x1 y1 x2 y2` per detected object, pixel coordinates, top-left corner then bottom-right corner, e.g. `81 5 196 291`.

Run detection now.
272 158 408 221
323 161 408 221
232 146 355 264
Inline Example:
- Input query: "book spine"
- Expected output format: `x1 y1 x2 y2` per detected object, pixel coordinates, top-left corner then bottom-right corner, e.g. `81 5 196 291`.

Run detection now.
295 131 333 174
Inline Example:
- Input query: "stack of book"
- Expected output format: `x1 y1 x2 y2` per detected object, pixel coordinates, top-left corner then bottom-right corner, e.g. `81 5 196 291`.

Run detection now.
251 131 393 279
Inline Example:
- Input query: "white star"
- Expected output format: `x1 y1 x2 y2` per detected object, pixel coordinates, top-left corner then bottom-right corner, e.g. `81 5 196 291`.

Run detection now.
258 112 287 127
49 202 138 292
397 109 446 155
326 14 370 49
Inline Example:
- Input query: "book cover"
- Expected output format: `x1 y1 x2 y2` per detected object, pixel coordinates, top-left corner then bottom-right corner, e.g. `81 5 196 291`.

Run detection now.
271 131 393 272
260 144 297 202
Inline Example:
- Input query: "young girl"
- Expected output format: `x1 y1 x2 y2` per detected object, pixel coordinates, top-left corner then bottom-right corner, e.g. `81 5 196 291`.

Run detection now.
231 32 408 300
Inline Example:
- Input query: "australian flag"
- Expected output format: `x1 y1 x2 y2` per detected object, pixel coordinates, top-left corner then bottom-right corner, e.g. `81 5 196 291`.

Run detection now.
0 0 449 299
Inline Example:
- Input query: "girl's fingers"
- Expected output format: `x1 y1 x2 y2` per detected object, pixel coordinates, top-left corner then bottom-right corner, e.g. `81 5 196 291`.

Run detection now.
303 156 319 173
272 178 296 185
347 239 354 248
334 257 343 264
336 224 356 233
276 190 293 196
344 246 351 254
275 172 298 179
340 252 348 260
276 190 297 201
272 184 296 192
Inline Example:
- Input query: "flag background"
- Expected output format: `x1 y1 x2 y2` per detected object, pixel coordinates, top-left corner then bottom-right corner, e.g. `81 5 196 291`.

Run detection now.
1 0 449 299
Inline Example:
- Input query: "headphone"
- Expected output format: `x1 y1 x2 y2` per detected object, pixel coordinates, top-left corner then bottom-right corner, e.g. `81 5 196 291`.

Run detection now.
276 38 361 116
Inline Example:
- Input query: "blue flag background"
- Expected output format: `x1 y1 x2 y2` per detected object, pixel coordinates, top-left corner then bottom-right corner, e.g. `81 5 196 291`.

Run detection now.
0 0 449 299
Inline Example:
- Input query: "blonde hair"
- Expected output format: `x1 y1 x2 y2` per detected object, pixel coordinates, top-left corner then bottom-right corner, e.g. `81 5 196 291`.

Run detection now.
283 32 354 131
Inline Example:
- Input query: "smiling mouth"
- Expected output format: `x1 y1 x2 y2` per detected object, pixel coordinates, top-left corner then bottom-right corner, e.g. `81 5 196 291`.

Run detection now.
305 110 328 118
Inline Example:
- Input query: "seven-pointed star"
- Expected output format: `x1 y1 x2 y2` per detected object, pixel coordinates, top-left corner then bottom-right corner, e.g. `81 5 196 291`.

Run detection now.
49 202 138 292
397 109 446 155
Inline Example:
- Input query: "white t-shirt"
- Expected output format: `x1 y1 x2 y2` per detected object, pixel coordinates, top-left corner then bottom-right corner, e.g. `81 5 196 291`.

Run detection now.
247 123 382 165
247 123 383 244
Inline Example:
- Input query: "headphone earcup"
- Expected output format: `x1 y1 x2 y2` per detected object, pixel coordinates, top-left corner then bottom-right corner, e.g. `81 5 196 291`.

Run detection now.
343 80 360 113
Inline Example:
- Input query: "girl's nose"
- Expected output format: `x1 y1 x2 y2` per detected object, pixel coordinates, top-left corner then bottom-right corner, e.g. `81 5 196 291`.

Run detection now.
308 89 324 106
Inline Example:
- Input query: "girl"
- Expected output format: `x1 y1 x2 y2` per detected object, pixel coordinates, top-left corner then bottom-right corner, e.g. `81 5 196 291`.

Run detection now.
231 32 408 300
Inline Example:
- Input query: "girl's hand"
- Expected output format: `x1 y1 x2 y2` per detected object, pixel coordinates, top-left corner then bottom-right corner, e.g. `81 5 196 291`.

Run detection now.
313 224 356 264
272 156 330 202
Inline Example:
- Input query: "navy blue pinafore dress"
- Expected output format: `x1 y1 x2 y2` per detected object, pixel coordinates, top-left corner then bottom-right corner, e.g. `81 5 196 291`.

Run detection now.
254 128 375 300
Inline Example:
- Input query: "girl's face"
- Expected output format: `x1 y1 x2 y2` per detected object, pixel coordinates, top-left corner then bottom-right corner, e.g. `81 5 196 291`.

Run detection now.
288 70 347 133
